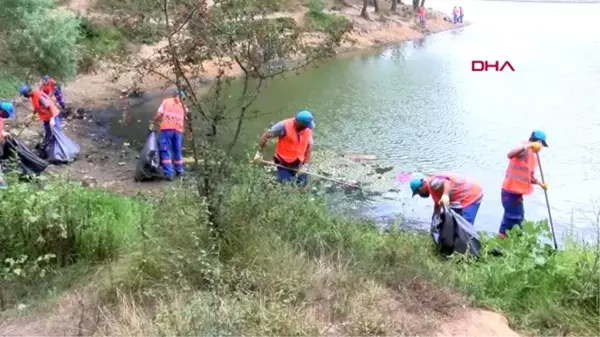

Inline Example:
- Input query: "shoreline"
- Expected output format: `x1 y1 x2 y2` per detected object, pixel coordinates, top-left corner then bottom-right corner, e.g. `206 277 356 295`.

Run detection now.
6 5 469 197
60 5 469 108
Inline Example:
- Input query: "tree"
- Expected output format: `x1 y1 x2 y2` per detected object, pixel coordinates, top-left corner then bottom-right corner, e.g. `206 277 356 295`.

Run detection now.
119 0 351 234
391 0 398 11
373 0 380 13
0 0 81 82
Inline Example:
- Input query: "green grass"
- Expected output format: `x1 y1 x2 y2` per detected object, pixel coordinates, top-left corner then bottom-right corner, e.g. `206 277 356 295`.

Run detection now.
304 0 352 33
1 167 597 336
77 18 128 72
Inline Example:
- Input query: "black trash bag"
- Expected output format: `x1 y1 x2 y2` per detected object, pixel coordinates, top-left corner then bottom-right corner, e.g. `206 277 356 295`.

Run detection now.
1 136 49 175
40 127 80 164
431 205 481 257
134 130 163 181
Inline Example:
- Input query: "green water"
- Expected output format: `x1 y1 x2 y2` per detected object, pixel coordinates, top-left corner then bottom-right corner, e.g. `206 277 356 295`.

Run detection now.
108 0 600 237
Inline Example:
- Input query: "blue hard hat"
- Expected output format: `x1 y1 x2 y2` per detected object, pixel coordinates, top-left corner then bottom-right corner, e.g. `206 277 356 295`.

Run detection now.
295 110 314 125
0 102 15 118
410 177 425 196
42 75 50 83
530 130 548 147
19 83 31 96
177 89 186 98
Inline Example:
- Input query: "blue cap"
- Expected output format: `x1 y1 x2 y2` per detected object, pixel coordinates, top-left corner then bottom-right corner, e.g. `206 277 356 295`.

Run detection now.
177 89 186 98
530 130 548 147
42 75 50 83
19 83 31 96
0 102 15 118
295 110 314 125
410 177 425 196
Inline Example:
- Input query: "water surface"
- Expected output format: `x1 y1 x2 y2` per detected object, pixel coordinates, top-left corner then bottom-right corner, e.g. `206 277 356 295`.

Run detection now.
111 0 600 237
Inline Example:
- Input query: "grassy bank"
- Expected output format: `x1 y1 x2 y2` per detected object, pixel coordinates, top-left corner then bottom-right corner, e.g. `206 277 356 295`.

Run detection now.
0 168 598 336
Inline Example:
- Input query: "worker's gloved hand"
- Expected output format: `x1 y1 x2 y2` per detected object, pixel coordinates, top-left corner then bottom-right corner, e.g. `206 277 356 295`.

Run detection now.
528 141 542 152
49 117 56 128
148 121 155 131
252 151 263 164
298 164 309 174
539 182 548 190
1 130 9 138
439 194 450 206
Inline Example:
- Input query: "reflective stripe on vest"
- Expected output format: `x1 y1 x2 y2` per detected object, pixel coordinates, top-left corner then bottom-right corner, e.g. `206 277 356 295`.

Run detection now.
30 90 59 122
159 97 185 132
275 118 312 164
426 173 483 208
502 142 536 195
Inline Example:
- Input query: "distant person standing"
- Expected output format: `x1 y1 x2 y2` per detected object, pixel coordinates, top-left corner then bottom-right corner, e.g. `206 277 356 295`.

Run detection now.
417 6 426 25
452 6 459 24
458 6 464 23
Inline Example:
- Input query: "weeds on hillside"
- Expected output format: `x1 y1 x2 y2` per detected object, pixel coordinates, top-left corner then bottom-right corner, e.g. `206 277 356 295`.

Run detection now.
454 222 600 336
305 0 353 33
0 174 151 309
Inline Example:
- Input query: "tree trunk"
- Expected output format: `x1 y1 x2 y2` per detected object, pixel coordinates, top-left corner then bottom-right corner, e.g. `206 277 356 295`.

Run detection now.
373 0 380 12
361 0 370 19
390 0 397 11
419 0 425 7
412 0 419 11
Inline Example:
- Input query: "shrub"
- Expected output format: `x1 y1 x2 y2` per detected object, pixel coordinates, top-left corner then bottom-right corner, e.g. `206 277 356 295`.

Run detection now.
304 10 353 34
77 18 127 72
0 176 151 278
1 0 82 81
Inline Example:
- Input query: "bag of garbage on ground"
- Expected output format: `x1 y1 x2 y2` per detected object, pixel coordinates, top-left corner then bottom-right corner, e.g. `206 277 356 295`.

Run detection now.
1 136 49 176
430 204 481 257
135 130 163 181
40 127 80 164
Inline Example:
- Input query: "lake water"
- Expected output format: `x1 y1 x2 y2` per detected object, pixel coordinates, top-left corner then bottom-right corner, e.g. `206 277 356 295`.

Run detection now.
111 0 600 238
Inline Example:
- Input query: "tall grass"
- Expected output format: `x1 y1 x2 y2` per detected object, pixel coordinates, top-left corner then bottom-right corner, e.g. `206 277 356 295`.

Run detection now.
1 166 597 336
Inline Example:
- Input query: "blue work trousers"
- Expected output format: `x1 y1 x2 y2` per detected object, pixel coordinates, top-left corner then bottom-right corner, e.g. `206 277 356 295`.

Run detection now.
499 189 525 234
274 157 308 187
42 116 61 143
452 197 482 225
453 13 458 23
159 129 184 177
54 88 66 109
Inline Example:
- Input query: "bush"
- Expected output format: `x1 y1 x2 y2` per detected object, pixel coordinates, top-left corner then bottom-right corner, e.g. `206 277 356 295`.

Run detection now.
0 176 152 306
304 10 352 34
1 0 82 81
77 18 127 72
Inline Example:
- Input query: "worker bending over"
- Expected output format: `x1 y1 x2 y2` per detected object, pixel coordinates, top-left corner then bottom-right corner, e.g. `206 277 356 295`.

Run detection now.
253 110 314 187
499 130 548 238
152 90 187 180
410 172 484 225
40 75 66 109
19 84 61 142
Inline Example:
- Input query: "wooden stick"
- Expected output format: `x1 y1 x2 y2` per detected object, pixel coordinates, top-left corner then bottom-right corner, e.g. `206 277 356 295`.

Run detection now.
261 160 360 189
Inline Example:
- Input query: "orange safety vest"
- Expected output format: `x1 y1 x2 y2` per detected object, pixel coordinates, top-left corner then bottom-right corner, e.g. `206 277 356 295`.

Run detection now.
158 97 186 133
0 117 4 134
30 90 59 122
425 172 483 208
502 141 537 195
42 78 57 96
275 118 312 164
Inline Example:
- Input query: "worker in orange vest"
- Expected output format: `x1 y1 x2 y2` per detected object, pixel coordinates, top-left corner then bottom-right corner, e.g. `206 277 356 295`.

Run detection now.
19 83 61 143
410 172 484 225
253 110 314 187
40 75 66 109
498 130 548 238
152 90 187 180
